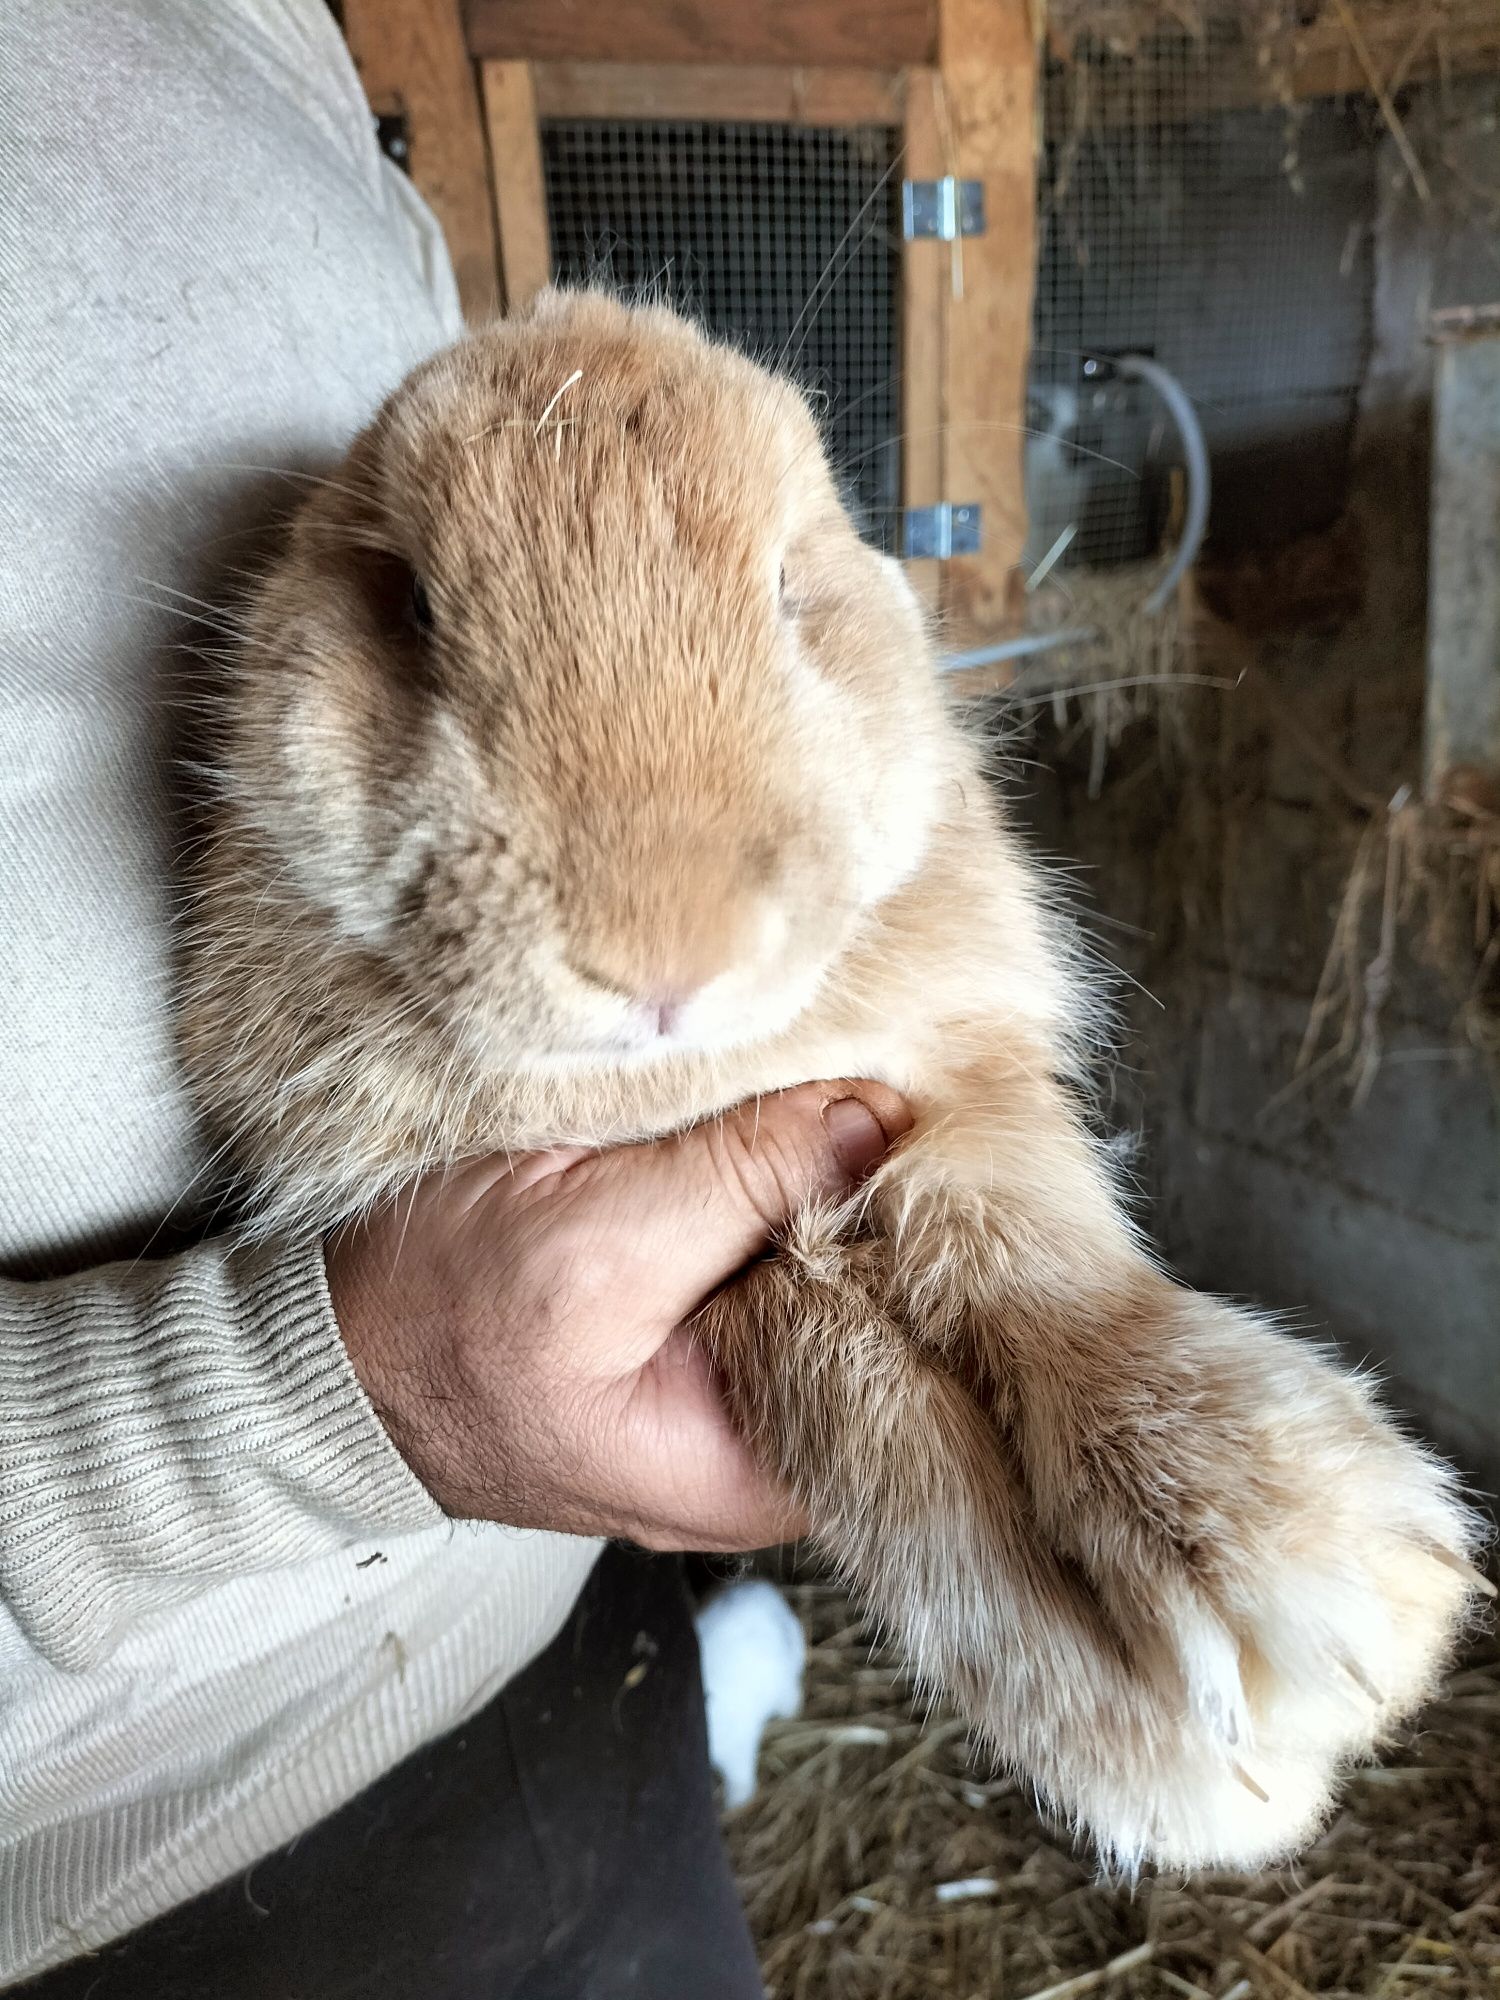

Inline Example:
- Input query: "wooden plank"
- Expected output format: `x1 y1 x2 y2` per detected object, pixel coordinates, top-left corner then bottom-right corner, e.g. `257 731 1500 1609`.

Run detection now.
900 68 945 613
1425 330 1500 799
1288 3 1500 100
343 0 499 322
464 0 938 69
480 62 552 313
532 63 903 124
797 67 907 125
1264 0 1500 99
1044 0 1500 127
937 0 1038 647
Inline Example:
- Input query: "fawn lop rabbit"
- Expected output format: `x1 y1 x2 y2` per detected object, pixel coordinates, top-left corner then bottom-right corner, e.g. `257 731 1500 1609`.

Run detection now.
179 290 1487 1871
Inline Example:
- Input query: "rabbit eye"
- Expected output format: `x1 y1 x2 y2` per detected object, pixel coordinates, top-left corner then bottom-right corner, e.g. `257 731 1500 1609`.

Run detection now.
410 573 434 633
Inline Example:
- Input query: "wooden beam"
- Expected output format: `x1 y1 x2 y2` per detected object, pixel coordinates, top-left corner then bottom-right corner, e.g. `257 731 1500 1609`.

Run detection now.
531 63 904 125
342 0 499 322
900 68 945 612
937 0 1037 646
464 0 938 69
480 62 552 311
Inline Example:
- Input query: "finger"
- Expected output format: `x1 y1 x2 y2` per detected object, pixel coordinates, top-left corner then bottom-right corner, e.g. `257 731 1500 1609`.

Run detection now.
563 1080 913 1331
703 1084 914 1228
446 1144 595 1214
608 1330 810 1551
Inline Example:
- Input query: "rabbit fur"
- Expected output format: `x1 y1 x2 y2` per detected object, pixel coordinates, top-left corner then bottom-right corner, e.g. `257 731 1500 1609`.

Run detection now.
178 290 1488 1873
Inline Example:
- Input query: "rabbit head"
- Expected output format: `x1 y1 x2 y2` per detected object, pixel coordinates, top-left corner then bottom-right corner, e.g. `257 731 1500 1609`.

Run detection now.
225 290 949 1074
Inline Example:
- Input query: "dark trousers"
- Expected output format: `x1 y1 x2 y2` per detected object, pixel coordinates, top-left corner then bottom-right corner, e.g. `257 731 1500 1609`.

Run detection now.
26 1548 762 1999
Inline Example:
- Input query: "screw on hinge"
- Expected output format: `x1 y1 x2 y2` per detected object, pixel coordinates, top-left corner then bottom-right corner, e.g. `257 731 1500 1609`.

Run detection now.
901 178 986 241
902 504 983 561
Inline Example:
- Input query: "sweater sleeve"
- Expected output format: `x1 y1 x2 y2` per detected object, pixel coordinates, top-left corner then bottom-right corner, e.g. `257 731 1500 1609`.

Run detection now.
0 1232 443 1671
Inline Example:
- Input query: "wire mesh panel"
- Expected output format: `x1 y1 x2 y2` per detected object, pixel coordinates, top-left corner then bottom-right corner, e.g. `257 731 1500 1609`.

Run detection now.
540 119 902 547
1031 15 1377 573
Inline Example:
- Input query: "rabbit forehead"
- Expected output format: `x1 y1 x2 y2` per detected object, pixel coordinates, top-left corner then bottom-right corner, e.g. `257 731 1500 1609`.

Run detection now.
364 303 851 784
383 296 828 556
309 297 922 910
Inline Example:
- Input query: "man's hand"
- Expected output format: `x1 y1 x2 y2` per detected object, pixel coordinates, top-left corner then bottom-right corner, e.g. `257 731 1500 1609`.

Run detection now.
327 1082 912 1552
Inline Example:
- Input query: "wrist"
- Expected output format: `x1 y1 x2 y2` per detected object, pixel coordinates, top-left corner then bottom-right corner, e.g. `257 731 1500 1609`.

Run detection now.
324 1223 451 1508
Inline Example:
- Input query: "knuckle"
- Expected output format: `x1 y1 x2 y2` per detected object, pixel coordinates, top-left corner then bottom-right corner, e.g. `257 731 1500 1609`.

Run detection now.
719 1129 806 1228
720 1097 828 1223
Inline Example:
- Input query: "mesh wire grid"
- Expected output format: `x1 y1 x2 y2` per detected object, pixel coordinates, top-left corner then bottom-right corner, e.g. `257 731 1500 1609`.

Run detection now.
539 40 1460 581
540 119 903 549
1032 12 1377 571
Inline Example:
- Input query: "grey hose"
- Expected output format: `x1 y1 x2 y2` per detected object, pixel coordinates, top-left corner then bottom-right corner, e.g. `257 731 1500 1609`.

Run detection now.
1112 352 1211 615
937 352 1210 672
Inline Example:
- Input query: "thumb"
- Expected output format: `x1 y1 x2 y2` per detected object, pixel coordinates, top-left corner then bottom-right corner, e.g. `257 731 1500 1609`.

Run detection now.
573 1080 913 1335
692 1082 913 1247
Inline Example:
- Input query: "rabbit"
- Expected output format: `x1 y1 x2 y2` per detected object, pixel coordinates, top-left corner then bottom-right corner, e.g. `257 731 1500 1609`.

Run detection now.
177 288 1488 1873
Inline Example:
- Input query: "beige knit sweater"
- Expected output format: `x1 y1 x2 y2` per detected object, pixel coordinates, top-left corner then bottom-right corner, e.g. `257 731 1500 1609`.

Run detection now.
0 3 596 1981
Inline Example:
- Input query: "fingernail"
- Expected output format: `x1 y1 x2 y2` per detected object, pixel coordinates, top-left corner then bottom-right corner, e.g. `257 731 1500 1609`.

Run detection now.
822 1097 888 1180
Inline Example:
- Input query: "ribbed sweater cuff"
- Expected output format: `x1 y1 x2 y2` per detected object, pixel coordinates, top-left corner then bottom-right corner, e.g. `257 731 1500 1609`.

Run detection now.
0 1233 442 1670
243 1232 446 1529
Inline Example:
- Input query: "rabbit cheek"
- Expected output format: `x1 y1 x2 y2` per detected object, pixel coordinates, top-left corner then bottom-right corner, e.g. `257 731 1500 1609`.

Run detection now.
278 685 485 966
265 675 418 947
850 760 940 909
783 643 940 919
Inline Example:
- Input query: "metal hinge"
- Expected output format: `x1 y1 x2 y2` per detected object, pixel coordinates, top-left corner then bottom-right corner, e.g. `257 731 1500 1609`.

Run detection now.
901 177 986 241
902 504 982 560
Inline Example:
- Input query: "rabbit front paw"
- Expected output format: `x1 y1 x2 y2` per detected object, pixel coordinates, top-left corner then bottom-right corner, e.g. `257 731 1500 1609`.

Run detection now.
1025 1290 1489 1869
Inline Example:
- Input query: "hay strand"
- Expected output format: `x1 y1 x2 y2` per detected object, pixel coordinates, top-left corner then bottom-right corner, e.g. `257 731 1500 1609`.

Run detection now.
1281 789 1500 1104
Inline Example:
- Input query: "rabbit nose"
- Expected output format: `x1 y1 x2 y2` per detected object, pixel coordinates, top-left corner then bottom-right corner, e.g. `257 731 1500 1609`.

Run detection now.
639 990 692 1039
569 952 708 1026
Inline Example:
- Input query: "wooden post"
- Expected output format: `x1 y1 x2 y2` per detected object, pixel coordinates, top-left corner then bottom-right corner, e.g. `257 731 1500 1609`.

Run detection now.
480 62 553 311
342 0 500 323
1425 324 1500 803
935 0 1037 647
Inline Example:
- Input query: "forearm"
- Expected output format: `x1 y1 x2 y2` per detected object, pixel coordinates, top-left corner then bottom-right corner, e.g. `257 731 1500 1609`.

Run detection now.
0 1233 439 1670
